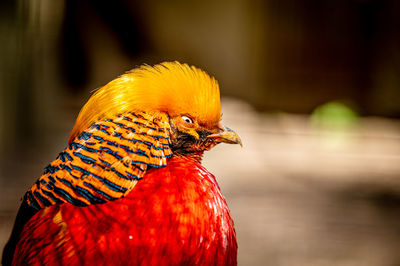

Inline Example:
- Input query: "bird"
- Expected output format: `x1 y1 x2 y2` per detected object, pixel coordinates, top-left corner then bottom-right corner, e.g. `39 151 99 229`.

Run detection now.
2 61 241 265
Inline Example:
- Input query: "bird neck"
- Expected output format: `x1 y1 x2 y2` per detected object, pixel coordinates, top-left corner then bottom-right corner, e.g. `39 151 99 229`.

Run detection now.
172 152 204 164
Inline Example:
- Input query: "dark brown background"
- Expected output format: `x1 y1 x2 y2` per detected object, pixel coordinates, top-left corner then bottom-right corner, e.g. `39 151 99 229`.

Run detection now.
1 1 400 265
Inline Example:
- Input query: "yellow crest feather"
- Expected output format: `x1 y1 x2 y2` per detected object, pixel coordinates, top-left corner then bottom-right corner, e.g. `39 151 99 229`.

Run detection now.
69 62 221 143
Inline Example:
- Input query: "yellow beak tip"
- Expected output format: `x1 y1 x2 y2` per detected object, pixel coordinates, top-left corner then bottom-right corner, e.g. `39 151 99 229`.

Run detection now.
207 126 242 146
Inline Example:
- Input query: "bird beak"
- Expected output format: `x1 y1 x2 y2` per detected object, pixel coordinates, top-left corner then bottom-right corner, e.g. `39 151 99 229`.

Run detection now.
207 124 242 146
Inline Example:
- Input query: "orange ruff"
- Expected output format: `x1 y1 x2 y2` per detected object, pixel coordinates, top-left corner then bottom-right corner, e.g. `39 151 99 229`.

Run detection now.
26 112 172 209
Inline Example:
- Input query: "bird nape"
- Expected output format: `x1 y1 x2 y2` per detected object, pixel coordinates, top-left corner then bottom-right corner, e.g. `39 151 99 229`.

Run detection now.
2 61 241 265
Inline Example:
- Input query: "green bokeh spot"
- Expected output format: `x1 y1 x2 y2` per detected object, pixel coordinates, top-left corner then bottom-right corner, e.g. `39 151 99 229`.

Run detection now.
311 101 359 129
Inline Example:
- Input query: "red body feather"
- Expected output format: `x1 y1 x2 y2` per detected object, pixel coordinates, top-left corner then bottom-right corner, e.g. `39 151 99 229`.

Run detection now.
13 157 237 265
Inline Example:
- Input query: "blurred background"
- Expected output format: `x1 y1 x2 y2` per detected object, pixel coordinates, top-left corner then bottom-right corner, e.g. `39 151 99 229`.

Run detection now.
1 0 400 265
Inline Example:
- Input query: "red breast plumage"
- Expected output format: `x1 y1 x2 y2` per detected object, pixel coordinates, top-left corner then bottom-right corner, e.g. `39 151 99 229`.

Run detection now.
13 157 237 265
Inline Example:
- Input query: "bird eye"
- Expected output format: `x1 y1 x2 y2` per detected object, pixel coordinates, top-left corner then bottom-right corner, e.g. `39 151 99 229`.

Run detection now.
181 115 193 124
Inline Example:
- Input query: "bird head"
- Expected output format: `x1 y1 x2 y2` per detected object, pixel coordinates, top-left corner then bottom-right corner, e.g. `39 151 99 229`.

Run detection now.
69 61 241 159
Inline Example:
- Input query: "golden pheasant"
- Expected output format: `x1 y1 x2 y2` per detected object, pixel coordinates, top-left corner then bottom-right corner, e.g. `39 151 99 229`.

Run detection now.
3 62 241 265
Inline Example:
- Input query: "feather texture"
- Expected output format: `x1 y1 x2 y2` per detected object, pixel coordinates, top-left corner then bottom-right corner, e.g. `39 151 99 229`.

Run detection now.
13 157 237 265
69 62 221 143
26 112 172 209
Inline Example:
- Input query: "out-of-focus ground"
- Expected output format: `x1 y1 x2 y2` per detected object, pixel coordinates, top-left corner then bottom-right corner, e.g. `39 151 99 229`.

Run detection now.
205 99 400 266
1 97 400 266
